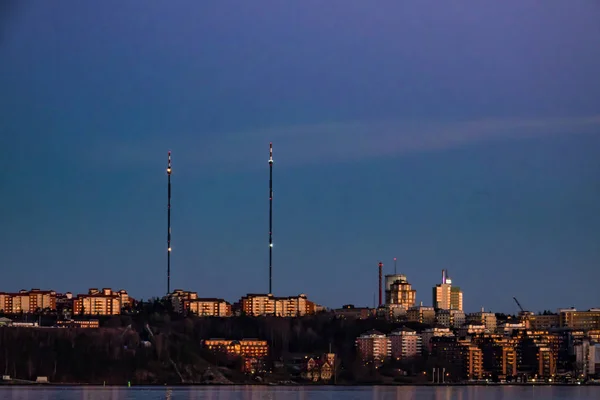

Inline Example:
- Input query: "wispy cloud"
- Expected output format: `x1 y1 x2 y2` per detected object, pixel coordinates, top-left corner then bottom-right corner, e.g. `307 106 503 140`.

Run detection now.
88 115 600 173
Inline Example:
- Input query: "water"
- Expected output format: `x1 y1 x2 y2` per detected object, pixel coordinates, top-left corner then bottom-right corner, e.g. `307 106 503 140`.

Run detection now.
0 386 598 400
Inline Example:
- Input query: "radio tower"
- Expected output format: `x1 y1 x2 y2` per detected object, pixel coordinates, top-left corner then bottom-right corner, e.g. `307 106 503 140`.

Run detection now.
167 151 172 295
394 257 397 274
268 142 274 294
378 261 383 307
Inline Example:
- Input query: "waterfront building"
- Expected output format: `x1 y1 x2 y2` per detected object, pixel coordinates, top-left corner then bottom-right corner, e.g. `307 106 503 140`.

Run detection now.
355 330 390 365
389 328 422 360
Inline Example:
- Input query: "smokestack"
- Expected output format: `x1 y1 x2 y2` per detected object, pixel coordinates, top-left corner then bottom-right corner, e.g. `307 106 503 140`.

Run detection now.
378 262 383 307
442 269 446 284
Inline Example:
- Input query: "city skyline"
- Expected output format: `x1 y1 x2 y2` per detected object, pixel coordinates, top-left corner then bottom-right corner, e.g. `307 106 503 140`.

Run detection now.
1 1 600 312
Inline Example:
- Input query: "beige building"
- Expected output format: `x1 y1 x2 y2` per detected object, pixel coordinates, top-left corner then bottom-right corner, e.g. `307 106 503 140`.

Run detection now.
0 289 57 313
170 289 198 313
559 308 600 330
389 328 422 360
169 290 231 316
238 293 316 317
188 299 231 316
420 327 455 353
432 270 463 311
467 309 497 332
435 309 466 329
73 288 127 316
407 304 436 325
385 274 416 308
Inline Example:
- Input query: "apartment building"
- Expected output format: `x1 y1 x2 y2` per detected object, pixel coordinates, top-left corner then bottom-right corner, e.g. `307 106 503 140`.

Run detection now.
407 305 436 325
73 288 127 316
237 293 316 317
421 327 455 353
430 336 483 380
515 330 559 378
436 309 466 329
559 308 600 330
355 330 390 365
170 289 198 313
389 328 422 360
527 314 560 330
480 341 518 379
467 309 497 332
188 298 231 317
0 289 57 313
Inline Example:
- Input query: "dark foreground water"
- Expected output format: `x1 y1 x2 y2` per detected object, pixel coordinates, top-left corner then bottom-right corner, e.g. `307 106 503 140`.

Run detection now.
0 386 599 400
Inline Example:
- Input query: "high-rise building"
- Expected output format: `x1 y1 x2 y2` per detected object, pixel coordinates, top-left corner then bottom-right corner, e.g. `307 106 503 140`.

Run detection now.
432 270 463 311
385 274 416 308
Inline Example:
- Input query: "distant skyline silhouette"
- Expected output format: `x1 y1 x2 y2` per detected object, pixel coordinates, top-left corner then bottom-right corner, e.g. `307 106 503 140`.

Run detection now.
1 1 599 312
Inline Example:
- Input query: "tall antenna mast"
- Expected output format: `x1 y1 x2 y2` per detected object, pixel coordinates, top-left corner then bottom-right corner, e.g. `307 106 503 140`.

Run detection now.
378 261 383 307
394 257 397 275
269 142 274 294
167 151 172 295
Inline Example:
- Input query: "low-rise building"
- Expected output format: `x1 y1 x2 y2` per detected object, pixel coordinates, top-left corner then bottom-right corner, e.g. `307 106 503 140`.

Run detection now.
204 339 268 373
57 319 100 329
333 304 374 319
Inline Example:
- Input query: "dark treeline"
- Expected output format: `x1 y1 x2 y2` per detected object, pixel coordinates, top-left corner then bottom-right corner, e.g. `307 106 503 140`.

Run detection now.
0 301 431 384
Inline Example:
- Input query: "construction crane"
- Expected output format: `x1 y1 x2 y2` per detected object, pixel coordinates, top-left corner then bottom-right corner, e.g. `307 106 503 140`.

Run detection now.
513 297 525 313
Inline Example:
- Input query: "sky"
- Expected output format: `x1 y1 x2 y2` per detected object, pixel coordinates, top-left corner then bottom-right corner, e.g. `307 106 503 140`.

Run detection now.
1 1 599 313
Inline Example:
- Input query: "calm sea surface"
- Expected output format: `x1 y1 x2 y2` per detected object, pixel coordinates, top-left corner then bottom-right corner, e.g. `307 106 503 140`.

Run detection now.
0 386 599 400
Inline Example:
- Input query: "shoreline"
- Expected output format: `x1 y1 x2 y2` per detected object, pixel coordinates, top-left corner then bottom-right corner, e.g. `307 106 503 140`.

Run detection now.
1 382 597 388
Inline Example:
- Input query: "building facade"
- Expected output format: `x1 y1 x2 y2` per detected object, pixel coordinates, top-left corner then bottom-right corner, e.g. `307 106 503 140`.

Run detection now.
432 270 463 311
389 328 422 360
355 330 390 365
237 294 316 317
384 274 416 308
407 305 436 325
0 289 57 313
73 288 127 315
559 308 600 330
